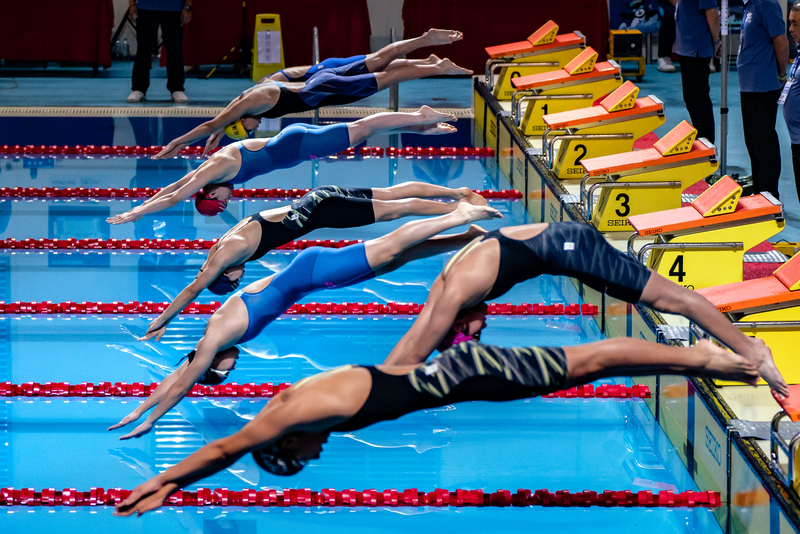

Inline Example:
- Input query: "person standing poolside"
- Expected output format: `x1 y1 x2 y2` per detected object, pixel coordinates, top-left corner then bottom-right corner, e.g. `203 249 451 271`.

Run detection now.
782 3 800 204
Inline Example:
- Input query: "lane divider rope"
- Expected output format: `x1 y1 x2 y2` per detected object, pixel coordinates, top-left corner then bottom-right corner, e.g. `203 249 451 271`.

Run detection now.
0 381 648 399
0 487 719 508
0 186 521 200
0 145 495 158
0 301 599 316
1 237 361 251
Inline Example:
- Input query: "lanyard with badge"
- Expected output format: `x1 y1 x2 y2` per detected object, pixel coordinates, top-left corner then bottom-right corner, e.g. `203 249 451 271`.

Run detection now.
779 55 799 105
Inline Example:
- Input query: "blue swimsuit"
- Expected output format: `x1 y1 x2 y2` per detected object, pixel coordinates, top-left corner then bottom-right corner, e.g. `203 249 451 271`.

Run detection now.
277 55 367 82
235 243 376 343
229 123 350 184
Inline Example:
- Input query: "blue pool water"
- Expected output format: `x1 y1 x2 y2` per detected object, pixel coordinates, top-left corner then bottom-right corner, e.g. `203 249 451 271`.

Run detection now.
0 153 722 533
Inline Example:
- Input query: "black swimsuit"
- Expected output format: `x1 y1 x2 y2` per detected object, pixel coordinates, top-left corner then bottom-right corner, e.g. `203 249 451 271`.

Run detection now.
331 341 568 432
483 221 651 303
242 186 375 263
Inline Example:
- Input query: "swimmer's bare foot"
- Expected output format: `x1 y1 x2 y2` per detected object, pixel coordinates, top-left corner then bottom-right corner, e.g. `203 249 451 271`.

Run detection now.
748 337 788 397
417 105 456 124
695 340 759 385
436 58 473 76
455 200 503 223
422 29 463 46
458 187 488 206
465 224 488 238
419 123 457 135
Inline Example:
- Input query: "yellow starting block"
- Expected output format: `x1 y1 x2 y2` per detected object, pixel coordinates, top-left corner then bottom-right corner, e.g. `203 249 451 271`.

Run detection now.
540 81 665 179
509 47 623 137
697 254 800 385
578 120 718 231
626 177 784 290
484 20 586 100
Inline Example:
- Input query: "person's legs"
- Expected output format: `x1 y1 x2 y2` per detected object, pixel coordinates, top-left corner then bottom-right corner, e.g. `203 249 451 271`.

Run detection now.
372 58 472 91
658 0 676 58
741 90 782 198
363 29 463 72
159 10 185 94
346 106 457 144
372 182 485 204
131 9 160 93
793 143 800 204
563 338 758 387
637 271 787 394
678 55 714 143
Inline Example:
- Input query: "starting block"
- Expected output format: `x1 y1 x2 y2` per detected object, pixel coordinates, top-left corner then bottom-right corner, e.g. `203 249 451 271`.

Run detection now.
509 47 623 137
484 20 586 100
578 121 719 231
697 253 800 384
627 176 784 290
541 81 665 179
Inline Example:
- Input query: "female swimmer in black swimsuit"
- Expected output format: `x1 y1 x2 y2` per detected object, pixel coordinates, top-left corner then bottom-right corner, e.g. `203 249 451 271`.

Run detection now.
115 336 758 516
154 29 470 159
138 182 488 342
382 221 789 397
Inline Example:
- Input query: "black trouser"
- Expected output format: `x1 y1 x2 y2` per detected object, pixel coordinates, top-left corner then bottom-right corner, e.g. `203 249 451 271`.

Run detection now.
678 55 714 143
658 0 675 58
131 9 184 94
741 90 782 199
792 143 800 204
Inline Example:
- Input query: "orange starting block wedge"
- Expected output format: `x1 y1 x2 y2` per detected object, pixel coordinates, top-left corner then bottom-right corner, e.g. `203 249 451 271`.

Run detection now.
774 386 800 421
692 176 742 217
600 81 639 112
544 96 662 131
654 120 697 156
564 47 598 75
581 139 715 177
511 49 617 91
776 249 800 291
485 20 584 58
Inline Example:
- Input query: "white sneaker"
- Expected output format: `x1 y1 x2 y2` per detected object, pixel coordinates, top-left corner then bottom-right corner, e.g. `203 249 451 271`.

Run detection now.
127 90 145 103
708 59 716 73
171 91 188 103
657 57 676 73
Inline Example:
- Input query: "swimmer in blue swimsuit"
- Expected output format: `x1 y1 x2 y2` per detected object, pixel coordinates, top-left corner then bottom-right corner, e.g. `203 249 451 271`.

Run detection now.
108 202 503 439
154 29 469 159
382 221 789 397
107 105 460 224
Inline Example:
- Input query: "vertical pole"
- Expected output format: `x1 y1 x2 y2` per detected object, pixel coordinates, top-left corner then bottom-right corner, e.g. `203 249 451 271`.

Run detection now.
720 0 729 175
388 27 400 149
312 26 320 126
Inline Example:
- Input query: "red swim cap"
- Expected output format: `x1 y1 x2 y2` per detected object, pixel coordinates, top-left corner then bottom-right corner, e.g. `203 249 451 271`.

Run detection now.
195 188 229 216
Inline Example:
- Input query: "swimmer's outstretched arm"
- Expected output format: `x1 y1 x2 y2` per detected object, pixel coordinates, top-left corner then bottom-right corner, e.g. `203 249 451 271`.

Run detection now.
155 90 273 159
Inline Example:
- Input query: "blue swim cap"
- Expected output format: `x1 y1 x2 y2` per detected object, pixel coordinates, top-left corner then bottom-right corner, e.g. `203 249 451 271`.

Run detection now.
207 271 241 295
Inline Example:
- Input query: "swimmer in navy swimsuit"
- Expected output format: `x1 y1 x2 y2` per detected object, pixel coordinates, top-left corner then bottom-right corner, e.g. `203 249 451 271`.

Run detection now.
109 202 503 439
137 183 489 342
154 29 470 159
383 221 788 396
107 106 460 224
116 337 758 512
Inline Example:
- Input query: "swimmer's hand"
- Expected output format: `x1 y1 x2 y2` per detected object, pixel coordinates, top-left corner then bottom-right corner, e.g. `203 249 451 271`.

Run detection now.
138 321 167 342
108 410 142 432
106 210 143 225
153 141 185 160
119 421 154 440
204 132 224 155
114 479 179 517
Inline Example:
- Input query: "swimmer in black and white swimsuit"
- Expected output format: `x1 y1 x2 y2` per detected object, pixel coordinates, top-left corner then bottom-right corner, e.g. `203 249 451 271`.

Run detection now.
154 29 470 159
137 182 489 342
384 221 788 396
115 336 758 514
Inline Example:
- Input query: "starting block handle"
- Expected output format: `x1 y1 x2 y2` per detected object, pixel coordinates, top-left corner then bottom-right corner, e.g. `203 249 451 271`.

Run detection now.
484 60 559 89
581 180 681 220
770 410 799 488
511 92 593 127
635 241 744 264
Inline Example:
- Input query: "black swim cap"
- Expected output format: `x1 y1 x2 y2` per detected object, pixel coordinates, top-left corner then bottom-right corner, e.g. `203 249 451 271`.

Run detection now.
179 350 230 385
207 271 241 295
252 441 308 476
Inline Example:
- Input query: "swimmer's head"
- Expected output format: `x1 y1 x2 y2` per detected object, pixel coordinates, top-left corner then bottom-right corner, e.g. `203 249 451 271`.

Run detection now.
195 183 233 217
436 303 489 352
208 265 244 295
252 431 329 476
224 116 260 140
180 346 240 385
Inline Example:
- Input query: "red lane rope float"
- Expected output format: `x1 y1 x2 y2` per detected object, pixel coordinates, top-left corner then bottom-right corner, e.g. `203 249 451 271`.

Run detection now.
0 186 521 200
0 487 719 508
0 145 495 158
0 301 598 316
0 381 647 399
0 237 361 251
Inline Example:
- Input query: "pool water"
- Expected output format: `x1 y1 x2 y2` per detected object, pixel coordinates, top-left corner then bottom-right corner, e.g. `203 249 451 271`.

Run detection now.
0 150 722 533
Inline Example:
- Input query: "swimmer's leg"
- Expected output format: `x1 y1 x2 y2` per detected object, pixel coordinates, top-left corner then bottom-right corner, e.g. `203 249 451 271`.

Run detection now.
372 58 473 91
364 29 464 72
563 338 759 388
372 182 486 206
346 106 457 145
363 202 501 270
638 271 788 395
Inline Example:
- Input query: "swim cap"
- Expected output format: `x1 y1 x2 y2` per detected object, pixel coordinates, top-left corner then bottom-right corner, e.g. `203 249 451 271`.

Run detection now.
207 271 241 295
225 119 252 140
436 330 481 352
194 186 231 217
252 443 308 476
179 350 230 385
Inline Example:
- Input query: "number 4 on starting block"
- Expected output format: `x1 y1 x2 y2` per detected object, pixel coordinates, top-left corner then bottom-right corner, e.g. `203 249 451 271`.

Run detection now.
692 176 742 217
